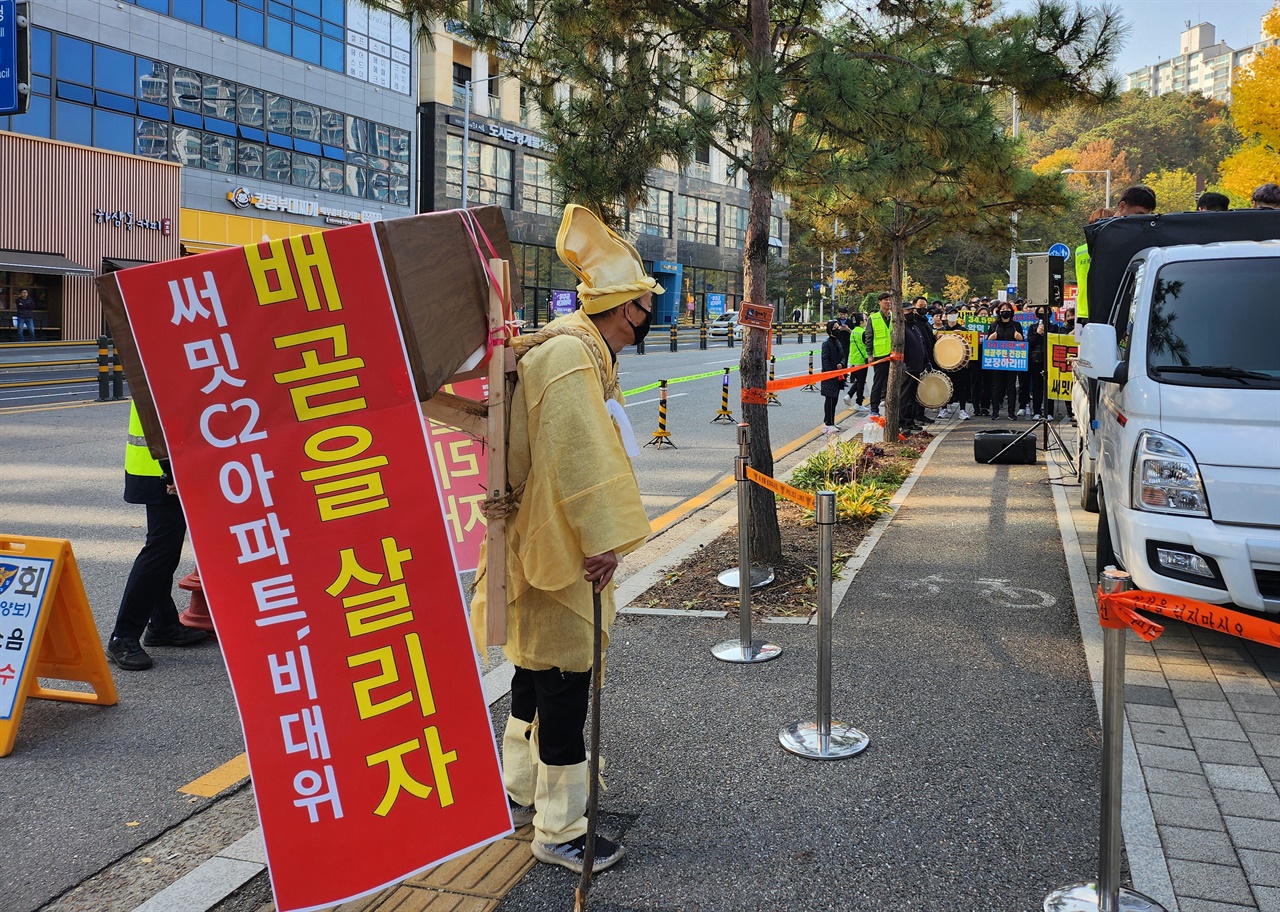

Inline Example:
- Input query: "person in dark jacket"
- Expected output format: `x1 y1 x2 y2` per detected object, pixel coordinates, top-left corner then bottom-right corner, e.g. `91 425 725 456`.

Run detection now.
820 321 846 429
1026 304 1062 419
986 303 1025 420
899 309 928 432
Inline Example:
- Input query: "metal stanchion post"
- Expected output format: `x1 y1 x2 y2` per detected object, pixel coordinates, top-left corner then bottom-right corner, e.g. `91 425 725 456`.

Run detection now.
712 423 780 664
644 379 676 449
1044 568 1167 912
780 491 868 759
768 356 780 405
669 323 678 352
711 367 735 423
96 335 110 401
111 339 125 400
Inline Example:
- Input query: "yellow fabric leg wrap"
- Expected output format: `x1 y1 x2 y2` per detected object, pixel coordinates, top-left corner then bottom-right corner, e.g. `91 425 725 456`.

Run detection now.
533 760 589 845
502 715 538 808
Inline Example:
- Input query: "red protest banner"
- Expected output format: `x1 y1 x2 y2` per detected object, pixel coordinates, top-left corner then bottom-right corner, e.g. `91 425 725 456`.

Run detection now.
113 225 509 912
425 377 489 574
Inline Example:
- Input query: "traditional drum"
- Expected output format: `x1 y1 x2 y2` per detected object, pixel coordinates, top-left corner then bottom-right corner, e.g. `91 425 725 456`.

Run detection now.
933 333 970 371
915 370 953 409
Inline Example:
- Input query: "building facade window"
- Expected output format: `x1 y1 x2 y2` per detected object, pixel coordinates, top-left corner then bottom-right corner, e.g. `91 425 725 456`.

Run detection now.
0 27 411 205
723 204 748 249
679 195 718 245
521 155 557 216
446 133 512 207
630 187 672 238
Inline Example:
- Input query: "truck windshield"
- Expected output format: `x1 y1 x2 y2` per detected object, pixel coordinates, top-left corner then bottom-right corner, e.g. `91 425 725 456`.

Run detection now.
1147 257 1280 387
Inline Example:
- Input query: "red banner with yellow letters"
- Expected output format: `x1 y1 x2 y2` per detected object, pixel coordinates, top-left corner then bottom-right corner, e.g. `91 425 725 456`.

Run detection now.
113 224 509 912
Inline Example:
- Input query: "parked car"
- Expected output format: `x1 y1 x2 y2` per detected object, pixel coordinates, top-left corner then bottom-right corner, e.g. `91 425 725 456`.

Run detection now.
1074 218 1280 614
708 311 742 338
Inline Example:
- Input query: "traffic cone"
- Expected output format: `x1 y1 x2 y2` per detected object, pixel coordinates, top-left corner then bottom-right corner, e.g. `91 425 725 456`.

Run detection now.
179 568 216 634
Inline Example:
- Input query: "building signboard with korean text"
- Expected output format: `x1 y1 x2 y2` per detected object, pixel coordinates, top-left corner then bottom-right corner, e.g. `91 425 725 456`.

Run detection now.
111 226 508 912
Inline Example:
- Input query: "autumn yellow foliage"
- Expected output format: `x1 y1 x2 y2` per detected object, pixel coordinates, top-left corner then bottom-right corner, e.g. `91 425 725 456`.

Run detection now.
1220 4 1280 197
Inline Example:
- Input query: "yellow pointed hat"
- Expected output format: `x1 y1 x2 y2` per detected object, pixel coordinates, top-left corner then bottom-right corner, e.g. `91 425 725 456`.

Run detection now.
555 204 664 314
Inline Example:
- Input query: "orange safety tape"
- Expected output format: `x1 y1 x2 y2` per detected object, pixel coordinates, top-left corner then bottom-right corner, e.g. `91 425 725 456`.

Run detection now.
1096 589 1164 641
1099 589 1280 649
745 466 816 510
740 388 770 405
768 353 902 393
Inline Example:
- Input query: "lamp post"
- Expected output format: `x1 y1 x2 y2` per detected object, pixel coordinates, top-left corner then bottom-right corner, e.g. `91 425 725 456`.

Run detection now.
461 73 504 209
1061 168 1112 210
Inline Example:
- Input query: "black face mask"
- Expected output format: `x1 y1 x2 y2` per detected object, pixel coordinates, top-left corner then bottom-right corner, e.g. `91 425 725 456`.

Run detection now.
1000 312 1012 320
627 301 654 345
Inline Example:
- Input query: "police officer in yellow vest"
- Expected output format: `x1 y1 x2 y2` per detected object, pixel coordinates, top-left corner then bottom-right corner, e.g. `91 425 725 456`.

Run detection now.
107 403 207 670
862 291 893 416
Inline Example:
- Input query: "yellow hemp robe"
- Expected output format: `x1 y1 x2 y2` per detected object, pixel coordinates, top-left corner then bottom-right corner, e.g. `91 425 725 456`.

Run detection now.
469 309 651 673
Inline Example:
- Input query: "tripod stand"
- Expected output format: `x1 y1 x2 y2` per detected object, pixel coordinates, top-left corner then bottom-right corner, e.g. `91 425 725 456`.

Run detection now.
986 314 1078 473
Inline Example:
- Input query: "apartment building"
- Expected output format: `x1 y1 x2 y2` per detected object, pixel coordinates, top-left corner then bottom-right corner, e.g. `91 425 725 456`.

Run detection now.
418 22 789 327
0 0 415 339
1125 17 1280 104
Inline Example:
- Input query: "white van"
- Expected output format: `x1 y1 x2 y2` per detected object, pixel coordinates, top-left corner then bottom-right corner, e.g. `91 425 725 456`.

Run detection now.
1074 240 1280 613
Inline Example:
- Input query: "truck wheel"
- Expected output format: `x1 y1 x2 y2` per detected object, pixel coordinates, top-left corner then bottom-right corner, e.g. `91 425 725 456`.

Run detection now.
1096 484 1122 571
1079 435 1098 513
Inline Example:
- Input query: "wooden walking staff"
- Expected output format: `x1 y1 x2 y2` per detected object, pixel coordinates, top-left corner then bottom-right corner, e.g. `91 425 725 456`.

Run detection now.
484 257 513 646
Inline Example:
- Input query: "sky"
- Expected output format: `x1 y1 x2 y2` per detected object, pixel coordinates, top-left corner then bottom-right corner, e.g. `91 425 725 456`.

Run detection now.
1003 0 1277 77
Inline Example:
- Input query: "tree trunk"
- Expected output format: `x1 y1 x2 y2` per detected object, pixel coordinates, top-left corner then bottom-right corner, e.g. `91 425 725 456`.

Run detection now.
884 204 907 441
743 0 782 566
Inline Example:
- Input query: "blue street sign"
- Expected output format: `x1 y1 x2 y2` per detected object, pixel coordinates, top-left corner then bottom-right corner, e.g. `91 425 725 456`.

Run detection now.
833 278 844 284
839 247 852 255
0 0 18 115
1006 284 1017 295
812 282 823 291
1048 243 1071 261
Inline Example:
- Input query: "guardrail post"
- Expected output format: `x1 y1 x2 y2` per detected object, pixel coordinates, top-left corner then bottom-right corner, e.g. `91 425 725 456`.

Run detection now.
779 490 869 759
727 326 735 349
669 323 678 353
699 325 708 350
775 324 783 345
96 335 111 401
810 324 817 343
768 357 780 405
110 339 125 400
711 368 735 423
804 351 818 391
644 380 676 449
797 324 804 344
1043 567 1168 912
712 422 780 665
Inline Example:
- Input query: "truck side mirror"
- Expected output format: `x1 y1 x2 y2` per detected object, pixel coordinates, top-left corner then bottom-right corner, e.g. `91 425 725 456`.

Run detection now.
1074 323 1122 382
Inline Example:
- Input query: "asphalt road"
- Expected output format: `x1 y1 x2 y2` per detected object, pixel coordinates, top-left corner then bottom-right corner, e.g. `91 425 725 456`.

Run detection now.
0 332 836 912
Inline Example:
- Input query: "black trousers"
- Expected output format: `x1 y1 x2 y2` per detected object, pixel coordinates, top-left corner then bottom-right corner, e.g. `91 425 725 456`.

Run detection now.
849 367 867 404
823 394 838 426
969 362 988 412
113 498 187 640
899 373 920 424
869 361 890 411
946 367 970 410
990 372 1018 417
510 665 591 766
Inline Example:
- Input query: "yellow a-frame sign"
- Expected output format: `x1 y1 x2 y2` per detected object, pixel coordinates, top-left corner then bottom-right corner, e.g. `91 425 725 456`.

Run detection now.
0 536 119 757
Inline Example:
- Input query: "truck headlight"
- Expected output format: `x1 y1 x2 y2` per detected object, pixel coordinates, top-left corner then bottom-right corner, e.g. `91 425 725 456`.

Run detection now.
1132 432 1210 517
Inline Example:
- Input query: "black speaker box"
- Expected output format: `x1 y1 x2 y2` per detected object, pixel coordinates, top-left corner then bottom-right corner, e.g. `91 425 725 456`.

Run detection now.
974 430 1037 464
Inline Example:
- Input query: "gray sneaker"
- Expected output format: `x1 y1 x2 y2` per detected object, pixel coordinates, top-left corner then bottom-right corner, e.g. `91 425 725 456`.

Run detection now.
508 797 535 827
532 834 625 874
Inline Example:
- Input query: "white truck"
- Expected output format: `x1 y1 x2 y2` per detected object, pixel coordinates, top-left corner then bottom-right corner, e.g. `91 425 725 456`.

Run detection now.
1073 211 1280 614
